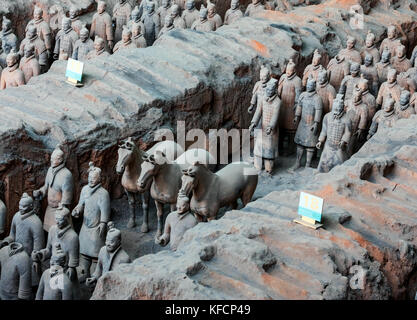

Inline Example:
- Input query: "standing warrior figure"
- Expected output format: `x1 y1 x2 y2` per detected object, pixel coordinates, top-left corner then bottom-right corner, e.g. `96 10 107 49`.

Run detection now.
26 6 53 56
245 0 265 17
127 6 144 30
316 94 351 173
72 162 111 282
171 4 186 29
1 18 18 55
33 145 74 232
191 5 216 32
72 27 94 62
132 23 148 48
376 68 401 108
345 89 368 156
157 0 172 27
391 44 412 74
0 51 26 89
19 43 41 83
356 77 377 122
316 67 336 115
48 5 66 38
86 37 111 60
207 2 223 30
337 36 362 64
395 90 416 119
379 25 402 58
69 6 84 36
360 54 379 96
141 1 161 46
367 95 399 140
90 1 114 52
290 76 323 171
340 62 361 101
361 31 380 63
302 49 323 88
0 181 5 235
113 0 133 44
113 27 137 53
327 54 350 92
53 18 79 61
225 0 243 25
248 65 271 114
249 79 281 174
158 15 175 38
375 48 393 85
21 26 49 73
278 59 302 155
182 0 199 28
86 223 130 288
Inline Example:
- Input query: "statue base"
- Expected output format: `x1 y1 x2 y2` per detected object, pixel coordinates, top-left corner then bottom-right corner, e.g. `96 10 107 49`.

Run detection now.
293 216 323 229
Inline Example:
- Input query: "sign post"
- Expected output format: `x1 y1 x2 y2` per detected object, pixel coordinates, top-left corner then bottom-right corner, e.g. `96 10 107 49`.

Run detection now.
66 58 84 87
293 192 324 229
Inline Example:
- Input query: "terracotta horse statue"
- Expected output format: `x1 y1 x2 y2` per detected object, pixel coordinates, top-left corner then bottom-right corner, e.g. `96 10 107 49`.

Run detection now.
116 138 184 232
137 148 215 237
180 162 258 221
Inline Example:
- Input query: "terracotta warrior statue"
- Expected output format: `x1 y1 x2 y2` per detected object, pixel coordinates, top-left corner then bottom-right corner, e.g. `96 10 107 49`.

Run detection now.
156 192 197 251
132 22 148 48
367 94 399 140
113 26 137 53
361 31 381 63
360 54 379 96
72 162 111 282
356 77 377 122
86 222 130 288
69 6 84 36
113 0 133 44
376 68 401 108
171 4 186 29
127 5 144 30
53 18 79 61
0 39 5 69
278 59 302 155
395 90 416 119
302 49 323 88
248 65 271 114
316 94 351 173
157 0 172 28
376 47 393 85
379 25 402 58
36 244 78 300
316 67 336 115
338 36 362 64
48 4 65 38
72 27 94 62
26 6 53 56
207 2 223 30
1 17 18 55
245 0 265 17
0 51 26 89
0 242 32 300
21 26 49 73
19 43 41 83
86 36 111 60
225 0 243 25
392 44 412 74
182 0 199 28
290 76 323 171
0 181 5 235
33 146 74 232
141 1 161 46
90 1 114 52
158 15 175 38
340 62 361 101
327 54 350 92
191 5 216 32
249 78 281 174
345 89 368 156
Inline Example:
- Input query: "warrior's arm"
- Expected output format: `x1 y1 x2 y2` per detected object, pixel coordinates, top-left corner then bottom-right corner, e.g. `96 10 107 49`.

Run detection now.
35 274 45 300
99 193 111 224
61 174 74 206
33 61 41 77
38 231 53 261
53 35 61 57
34 171 49 199
32 223 45 252
268 100 281 129
91 256 103 280
342 121 352 144
3 217 16 244
18 256 32 300
314 98 324 123
67 236 80 268
376 86 384 106
318 116 328 143
90 17 96 38
0 74 6 90
358 108 369 131
43 30 53 52
251 102 262 126
106 17 114 41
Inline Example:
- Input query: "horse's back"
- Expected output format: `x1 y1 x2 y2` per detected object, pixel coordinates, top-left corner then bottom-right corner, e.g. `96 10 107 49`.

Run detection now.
217 162 258 188
147 141 185 162
174 148 216 170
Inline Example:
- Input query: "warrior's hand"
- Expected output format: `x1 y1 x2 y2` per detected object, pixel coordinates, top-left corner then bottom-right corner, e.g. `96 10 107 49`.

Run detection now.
311 122 319 135
31 250 41 262
248 104 255 114
67 267 77 281
356 129 365 140
33 189 43 200
85 277 97 288
108 41 114 50
72 207 80 218
98 222 107 238
53 53 59 60
339 141 347 150
316 141 322 150
266 127 272 135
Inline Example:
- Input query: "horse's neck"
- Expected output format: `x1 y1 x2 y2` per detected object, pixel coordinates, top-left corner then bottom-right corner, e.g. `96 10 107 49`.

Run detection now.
124 150 141 181
154 162 181 192
194 168 217 200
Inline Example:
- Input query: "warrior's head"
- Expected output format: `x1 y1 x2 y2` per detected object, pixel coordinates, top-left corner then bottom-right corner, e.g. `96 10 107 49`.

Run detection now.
88 162 102 188
106 222 122 253
19 193 34 215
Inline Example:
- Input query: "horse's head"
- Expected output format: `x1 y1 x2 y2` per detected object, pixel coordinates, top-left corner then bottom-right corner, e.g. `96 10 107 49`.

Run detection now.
116 137 136 175
137 150 168 192
180 162 201 197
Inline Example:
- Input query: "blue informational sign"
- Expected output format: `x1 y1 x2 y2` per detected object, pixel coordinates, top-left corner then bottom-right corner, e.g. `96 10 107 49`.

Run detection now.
298 192 324 222
66 58 84 82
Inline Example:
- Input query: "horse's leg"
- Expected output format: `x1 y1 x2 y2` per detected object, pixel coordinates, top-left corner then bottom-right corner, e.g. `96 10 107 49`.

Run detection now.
231 200 239 210
155 200 164 238
140 191 150 233
241 181 257 207
126 190 136 228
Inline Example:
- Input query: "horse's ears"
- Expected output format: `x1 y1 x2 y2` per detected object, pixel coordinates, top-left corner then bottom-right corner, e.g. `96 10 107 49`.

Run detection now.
155 150 166 158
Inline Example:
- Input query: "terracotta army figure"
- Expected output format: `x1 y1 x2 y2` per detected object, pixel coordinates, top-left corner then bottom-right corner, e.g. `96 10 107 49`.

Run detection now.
0 181 5 235
22 26 49 73
158 15 175 38
72 162 111 281
26 6 53 56
85 223 130 288
36 244 78 300
90 1 114 52
127 5 144 30
278 59 302 155
156 0 172 27
395 90 416 119
0 39 5 69
72 28 94 62
302 49 323 87
1 17 18 55
249 79 281 174
398 63 417 95
0 51 26 89
33 146 74 232
0 242 32 300
290 76 323 171
356 77 377 122
376 68 402 108
338 36 362 64
132 23 148 48
182 0 199 28
224 0 243 25
345 89 368 156
340 62 361 101
53 18 79 61
327 54 350 92
316 94 352 173
113 0 133 44
171 4 186 29
367 95 399 140
207 2 223 30
48 4 66 38
113 27 137 53
156 193 197 250
392 44 412 74
19 43 41 83
245 0 265 16
316 67 336 115
360 54 379 96
141 1 161 46
69 6 84 36
376 48 393 85
191 5 216 32
87 37 111 60
379 25 402 57
248 65 271 114
361 31 381 63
